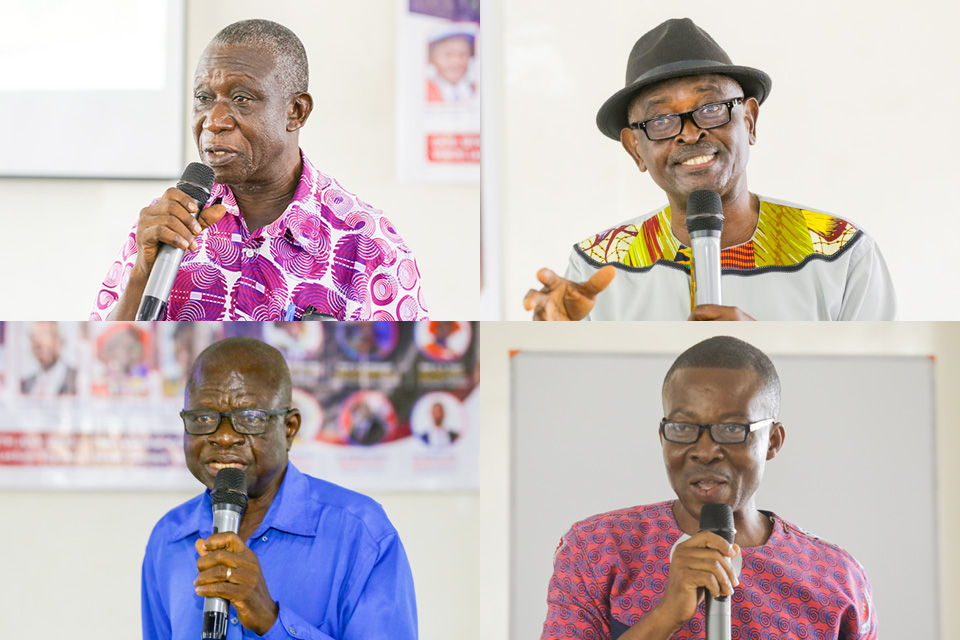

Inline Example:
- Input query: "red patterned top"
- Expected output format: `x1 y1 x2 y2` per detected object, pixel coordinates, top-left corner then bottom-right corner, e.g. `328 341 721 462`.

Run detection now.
542 501 876 640
91 151 428 321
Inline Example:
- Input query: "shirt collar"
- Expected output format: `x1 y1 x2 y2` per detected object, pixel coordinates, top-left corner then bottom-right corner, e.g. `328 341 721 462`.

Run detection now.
169 461 321 542
206 149 331 255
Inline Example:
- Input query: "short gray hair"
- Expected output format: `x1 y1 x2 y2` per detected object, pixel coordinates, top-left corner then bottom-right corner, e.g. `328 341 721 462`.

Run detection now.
210 19 309 97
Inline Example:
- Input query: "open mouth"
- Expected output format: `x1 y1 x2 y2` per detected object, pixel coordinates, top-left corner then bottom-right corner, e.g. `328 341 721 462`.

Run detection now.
690 477 729 500
678 153 716 167
203 146 238 167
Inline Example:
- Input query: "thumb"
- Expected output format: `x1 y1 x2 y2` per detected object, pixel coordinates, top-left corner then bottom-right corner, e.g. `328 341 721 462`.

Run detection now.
195 538 209 556
580 265 616 297
198 203 227 230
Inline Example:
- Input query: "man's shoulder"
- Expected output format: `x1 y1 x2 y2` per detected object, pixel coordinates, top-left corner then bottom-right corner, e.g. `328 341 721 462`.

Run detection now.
756 196 870 261
285 153 411 255
566 500 675 538
147 491 207 546
774 513 868 574
299 154 386 222
572 206 672 268
298 471 397 541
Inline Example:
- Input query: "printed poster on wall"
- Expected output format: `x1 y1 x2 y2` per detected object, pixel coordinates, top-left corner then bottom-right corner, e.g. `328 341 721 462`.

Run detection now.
397 0 480 183
0 321 478 491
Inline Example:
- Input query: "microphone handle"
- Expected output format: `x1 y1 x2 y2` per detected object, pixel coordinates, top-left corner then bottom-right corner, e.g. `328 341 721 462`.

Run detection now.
705 593 731 640
202 504 243 640
690 231 722 306
136 243 186 320
135 181 208 321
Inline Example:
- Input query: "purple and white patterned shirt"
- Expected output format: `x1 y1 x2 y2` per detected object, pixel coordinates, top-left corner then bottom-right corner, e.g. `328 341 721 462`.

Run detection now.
91 151 428 321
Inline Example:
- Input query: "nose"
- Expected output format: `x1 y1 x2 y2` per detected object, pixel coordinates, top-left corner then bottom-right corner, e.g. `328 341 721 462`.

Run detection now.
675 113 705 144
688 428 723 464
201 99 236 133
207 416 244 446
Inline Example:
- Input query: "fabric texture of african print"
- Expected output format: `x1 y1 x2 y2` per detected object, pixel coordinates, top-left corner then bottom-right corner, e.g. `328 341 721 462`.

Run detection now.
542 500 876 640
92 151 428 321
577 200 859 271
563 195 897 320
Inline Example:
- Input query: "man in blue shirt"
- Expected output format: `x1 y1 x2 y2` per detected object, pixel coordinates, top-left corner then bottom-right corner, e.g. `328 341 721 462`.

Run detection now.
141 337 418 639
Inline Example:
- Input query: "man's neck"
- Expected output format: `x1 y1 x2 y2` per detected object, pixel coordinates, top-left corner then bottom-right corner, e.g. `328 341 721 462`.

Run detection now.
231 153 303 233
668 184 759 250
673 499 774 548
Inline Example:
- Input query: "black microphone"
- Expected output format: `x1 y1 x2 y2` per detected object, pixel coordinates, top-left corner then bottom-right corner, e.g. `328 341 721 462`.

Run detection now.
135 162 216 321
699 504 735 640
202 468 248 640
686 190 724 306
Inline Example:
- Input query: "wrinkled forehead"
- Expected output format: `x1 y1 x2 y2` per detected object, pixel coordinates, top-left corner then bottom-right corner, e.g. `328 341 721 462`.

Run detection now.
628 73 742 118
186 356 281 404
194 41 279 86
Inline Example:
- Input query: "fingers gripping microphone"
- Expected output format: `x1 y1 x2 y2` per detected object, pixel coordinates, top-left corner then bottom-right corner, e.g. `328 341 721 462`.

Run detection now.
202 468 248 640
699 504 735 640
686 190 724 306
135 163 215 321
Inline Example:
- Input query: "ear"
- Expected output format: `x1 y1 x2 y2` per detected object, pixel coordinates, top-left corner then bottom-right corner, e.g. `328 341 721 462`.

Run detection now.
743 97 759 145
286 92 314 132
765 422 785 460
284 409 302 450
620 128 648 172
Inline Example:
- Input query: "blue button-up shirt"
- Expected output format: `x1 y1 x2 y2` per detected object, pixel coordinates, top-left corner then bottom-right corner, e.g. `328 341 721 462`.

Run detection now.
141 462 418 639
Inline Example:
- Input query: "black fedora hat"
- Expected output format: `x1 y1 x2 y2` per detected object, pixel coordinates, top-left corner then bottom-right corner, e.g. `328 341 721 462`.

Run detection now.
596 18 772 140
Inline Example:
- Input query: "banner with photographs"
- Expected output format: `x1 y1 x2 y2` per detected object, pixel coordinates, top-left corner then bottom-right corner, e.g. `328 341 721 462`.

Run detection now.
397 0 480 183
0 321 478 491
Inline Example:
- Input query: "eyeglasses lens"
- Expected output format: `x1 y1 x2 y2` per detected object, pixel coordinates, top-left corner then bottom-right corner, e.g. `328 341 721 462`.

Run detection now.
663 422 746 444
646 102 732 141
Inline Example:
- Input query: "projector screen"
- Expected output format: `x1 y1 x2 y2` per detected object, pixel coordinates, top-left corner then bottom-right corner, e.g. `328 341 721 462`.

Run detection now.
0 0 186 179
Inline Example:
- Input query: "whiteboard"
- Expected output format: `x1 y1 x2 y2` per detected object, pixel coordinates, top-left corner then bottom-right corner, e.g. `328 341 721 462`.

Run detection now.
0 0 186 178
511 352 937 639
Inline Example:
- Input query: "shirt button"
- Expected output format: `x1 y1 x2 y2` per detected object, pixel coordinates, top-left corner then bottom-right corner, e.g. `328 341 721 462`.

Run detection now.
230 617 238 625
243 247 257 258
261 536 268 542
289 627 296 634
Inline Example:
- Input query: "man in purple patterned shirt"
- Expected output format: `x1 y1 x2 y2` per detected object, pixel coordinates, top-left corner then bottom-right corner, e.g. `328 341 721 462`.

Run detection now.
92 19 427 321
542 336 876 640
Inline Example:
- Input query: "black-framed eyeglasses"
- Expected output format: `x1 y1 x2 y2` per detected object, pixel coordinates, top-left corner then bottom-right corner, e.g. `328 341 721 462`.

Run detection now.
659 418 774 444
628 98 744 141
180 408 291 435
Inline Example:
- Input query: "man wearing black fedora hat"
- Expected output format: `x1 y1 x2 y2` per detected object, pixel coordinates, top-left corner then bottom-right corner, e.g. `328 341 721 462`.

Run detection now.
523 18 896 321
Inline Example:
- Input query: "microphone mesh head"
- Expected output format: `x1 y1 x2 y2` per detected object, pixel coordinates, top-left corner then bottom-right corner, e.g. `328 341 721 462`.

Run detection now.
181 162 215 193
687 190 723 217
213 467 247 495
699 503 735 543
686 190 724 234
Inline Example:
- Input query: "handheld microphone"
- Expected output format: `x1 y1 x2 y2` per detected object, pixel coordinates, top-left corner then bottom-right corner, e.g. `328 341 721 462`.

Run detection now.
135 162 216 320
699 504 735 640
202 468 248 640
686 190 724 306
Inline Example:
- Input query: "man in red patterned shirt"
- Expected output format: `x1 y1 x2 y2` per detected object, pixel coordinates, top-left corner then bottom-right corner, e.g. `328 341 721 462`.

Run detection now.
93 19 427 321
541 336 876 639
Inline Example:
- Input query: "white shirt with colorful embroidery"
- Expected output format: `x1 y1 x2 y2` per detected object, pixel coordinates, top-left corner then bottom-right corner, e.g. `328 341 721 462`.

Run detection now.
565 196 897 320
92 152 428 321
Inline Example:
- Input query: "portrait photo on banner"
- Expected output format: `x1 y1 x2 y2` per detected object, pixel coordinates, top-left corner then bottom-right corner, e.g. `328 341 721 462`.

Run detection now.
0 321 478 491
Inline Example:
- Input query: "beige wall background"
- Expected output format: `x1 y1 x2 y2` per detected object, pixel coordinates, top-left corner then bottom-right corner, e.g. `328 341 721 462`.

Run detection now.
479 322 960 638
0 0 479 320
491 0 960 320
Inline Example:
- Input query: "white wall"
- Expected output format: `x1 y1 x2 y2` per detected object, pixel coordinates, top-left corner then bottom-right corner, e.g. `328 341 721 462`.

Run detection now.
479 322 960 639
0 0 479 320
493 0 960 319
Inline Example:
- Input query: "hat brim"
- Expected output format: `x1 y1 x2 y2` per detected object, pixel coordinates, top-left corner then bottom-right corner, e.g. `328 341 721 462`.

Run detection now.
596 63 772 140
